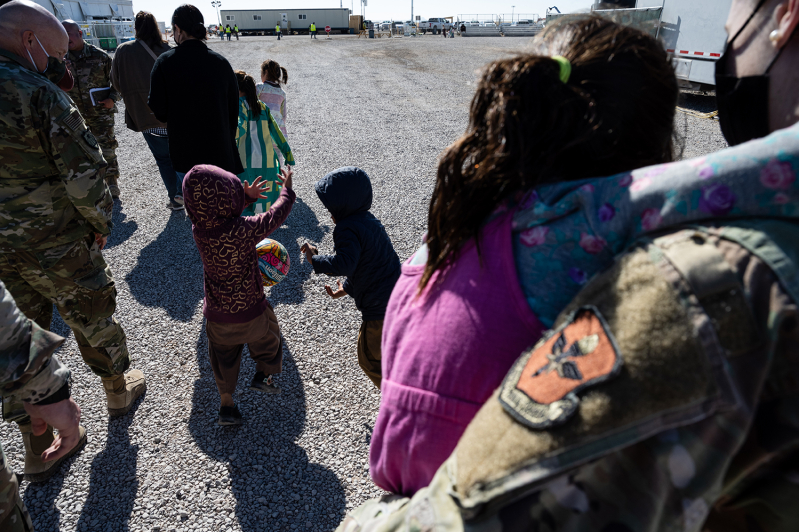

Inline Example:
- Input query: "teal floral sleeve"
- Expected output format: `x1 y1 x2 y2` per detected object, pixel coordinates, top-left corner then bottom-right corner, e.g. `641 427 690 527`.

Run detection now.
513 122 799 327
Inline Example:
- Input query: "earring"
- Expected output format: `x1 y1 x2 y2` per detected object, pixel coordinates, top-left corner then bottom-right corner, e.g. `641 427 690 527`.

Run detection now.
769 29 782 43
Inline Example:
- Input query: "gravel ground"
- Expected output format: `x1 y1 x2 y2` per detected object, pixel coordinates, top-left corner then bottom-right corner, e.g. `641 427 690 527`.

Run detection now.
0 35 727 532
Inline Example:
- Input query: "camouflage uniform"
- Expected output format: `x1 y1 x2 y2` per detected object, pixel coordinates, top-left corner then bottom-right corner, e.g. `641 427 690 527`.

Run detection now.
339 220 799 532
0 49 130 423
0 279 71 532
64 40 121 193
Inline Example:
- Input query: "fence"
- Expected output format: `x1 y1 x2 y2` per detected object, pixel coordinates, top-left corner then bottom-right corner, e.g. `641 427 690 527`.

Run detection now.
79 20 135 51
546 7 663 38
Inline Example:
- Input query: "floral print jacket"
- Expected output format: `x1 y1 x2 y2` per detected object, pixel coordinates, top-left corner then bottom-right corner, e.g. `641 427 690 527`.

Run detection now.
513 122 799 327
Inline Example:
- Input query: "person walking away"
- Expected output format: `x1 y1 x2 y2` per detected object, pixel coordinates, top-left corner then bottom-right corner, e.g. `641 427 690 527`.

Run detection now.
233 24 239 40
235 70 294 216
0 280 86 529
0 0 146 483
111 11 184 211
310 22 317 38
149 5 243 184
183 165 296 425
61 20 122 199
225 23 231 40
300 167 402 389
256 59 289 164
275 22 281 40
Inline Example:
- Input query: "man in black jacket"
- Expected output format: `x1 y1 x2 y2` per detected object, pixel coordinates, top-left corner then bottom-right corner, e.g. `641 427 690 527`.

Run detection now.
301 167 401 389
148 4 243 181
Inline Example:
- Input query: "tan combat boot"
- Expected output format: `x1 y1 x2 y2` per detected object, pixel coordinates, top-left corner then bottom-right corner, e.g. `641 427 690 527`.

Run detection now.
20 423 87 483
102 369 146 417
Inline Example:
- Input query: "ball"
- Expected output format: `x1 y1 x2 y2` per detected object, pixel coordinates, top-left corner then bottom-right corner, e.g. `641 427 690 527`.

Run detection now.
256 238 290 287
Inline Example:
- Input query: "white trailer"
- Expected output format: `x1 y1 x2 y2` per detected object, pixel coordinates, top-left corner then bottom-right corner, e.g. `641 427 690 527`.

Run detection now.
219 8 351 34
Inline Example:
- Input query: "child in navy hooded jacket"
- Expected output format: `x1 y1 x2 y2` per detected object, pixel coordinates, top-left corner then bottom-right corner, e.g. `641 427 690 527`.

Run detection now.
301 167 401 388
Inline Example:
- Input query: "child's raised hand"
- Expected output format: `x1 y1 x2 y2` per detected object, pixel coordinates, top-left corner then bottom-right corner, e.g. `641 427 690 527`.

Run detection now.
276 167 293 190
325 280 346 299
243 176 269 201
300 242 318 264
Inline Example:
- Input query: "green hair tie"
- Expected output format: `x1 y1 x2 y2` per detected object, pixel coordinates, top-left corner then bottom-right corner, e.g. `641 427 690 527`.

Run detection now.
552 56 572 84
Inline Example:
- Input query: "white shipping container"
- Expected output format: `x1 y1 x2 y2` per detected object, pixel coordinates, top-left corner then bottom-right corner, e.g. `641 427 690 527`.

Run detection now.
219 8 351 33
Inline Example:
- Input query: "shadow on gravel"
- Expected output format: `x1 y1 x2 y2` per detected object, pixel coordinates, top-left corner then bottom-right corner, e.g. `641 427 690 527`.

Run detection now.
125 213 202 322
189 322 346 532
75 409 142 532
105 200 138 250
24 467 67 532
267 197 330 306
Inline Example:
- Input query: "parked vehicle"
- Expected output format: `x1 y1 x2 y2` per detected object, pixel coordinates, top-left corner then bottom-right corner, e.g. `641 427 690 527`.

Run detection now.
419 17 452 34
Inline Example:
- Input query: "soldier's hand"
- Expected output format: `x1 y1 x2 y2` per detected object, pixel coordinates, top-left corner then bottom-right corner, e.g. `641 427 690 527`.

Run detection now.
95 233 108 250
98 98 115 109
24 397 82 462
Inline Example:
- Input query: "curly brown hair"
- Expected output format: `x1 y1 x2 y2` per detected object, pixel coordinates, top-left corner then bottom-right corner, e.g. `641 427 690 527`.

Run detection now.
420 15 678 291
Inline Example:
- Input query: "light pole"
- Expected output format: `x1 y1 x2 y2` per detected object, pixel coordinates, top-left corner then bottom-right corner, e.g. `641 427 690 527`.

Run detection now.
211 0 221 26
511 5 515 24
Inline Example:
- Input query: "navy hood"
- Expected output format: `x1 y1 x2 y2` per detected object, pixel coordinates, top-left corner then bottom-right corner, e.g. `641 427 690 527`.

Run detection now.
315 167 373 221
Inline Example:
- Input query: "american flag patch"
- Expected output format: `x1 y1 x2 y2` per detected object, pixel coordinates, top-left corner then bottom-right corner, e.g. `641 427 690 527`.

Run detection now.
63 110 83 131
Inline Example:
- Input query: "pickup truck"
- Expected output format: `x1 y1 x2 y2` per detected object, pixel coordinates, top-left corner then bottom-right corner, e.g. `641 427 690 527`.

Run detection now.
419 18 452 34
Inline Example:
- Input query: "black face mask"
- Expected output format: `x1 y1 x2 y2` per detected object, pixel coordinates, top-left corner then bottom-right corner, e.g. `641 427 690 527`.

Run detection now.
26 34 68 85
715 0 790 146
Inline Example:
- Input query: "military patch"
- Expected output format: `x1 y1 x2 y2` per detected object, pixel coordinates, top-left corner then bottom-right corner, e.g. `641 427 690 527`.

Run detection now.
63 110 83 131
499 306 623 428
82 129 99 148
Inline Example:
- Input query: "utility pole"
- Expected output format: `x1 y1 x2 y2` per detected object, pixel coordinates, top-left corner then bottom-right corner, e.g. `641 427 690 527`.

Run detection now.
211 0 221 25
511 5 515 24
411 0 413 23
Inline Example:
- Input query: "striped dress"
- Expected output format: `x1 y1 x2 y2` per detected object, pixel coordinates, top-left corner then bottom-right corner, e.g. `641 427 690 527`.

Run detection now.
235 97 295 216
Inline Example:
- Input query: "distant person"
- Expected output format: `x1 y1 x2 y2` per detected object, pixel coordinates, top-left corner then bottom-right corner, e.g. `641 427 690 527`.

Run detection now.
183 165 295 425
310 21 317 39
460 23 466 32
233 24 239 40
61 20 122 198
112 11 184 211
149 4 243 183
257 59 289 162
235 70 294 215
300 167 402 389
225 23 231 40
275 22 281 40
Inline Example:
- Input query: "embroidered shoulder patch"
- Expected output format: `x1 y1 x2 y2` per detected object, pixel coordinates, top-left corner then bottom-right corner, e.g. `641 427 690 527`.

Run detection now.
499 306 623 428
82 129 99 148
63 110 83 131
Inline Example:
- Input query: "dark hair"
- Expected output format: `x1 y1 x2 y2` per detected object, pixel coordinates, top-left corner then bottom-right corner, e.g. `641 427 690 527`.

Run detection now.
421 15 678 291
260 59 288 85
236 70 261 118
135 11 166 48
172 4 206 40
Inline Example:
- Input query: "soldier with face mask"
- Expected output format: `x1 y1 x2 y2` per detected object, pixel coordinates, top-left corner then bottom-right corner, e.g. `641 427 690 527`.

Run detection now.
61 19 122 199
0 0 146 485
339 1 799 531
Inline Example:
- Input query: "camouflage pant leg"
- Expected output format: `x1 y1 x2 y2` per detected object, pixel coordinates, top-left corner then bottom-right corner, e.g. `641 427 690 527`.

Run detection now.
86 115 118 184
0 236 130 379
0 446 33 532
0 255 52 331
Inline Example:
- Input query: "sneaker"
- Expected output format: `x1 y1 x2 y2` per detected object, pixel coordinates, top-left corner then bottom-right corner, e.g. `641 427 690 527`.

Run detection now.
173 195 184 205
218 405 243 426
250 372 281 394
167 200 185 211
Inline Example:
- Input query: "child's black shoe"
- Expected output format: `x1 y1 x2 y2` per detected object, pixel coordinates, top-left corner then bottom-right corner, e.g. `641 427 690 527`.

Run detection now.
250 372 281 394
218 405 243 426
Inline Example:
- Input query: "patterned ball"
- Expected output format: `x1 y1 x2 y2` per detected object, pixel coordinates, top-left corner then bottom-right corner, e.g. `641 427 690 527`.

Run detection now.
256 238 290 287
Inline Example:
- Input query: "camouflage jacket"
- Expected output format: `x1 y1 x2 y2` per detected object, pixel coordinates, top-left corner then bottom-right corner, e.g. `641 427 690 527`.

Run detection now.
0 50 113 252
65 40 119 121
340 220 799 532
0 280 69 405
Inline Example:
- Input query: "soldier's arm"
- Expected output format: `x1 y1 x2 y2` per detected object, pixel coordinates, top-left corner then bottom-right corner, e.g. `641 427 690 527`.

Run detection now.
105 52 121 102
45 89 114 235
0 280 70 406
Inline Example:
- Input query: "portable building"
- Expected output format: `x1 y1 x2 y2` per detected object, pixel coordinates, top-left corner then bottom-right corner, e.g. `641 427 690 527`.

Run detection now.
218 8 352 34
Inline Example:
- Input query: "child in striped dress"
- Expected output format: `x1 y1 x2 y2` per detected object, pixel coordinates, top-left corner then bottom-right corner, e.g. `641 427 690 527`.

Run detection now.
256 60 289 164
235 70 295 216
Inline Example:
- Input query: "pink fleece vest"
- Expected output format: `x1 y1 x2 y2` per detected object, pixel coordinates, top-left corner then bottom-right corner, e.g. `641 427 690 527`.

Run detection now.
369 211 545 495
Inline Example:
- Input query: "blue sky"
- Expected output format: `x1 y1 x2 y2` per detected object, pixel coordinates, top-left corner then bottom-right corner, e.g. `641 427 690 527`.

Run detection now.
133 0 620 27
